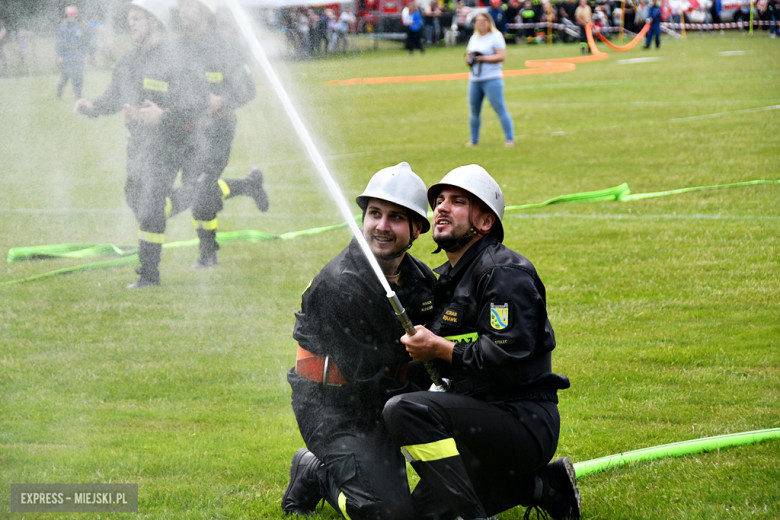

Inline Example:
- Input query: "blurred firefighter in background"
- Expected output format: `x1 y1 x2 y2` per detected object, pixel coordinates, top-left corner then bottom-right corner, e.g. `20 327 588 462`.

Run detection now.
56 6 88 99
74 0 209 288
169 0 266 269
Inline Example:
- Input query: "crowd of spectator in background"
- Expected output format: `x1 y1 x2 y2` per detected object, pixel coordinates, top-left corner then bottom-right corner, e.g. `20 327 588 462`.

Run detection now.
0 0 775 75
271 7 357 58
0 10 115 76
455 0 779 44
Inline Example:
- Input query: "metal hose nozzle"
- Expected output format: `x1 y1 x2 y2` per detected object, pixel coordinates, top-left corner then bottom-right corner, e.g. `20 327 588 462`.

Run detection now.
387 291 451 392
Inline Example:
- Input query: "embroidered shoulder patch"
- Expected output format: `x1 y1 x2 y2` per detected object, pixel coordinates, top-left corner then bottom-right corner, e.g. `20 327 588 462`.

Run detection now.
490 303 509 330
441 308 460 326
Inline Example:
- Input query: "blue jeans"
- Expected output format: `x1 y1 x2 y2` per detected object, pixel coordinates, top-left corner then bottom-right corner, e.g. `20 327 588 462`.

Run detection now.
468 78 514 143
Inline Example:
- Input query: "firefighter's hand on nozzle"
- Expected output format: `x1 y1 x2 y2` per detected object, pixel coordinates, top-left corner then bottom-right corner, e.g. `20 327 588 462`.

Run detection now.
401 325 455 364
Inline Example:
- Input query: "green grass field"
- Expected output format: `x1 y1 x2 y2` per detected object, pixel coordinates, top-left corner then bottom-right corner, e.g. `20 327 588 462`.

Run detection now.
1 30 779 519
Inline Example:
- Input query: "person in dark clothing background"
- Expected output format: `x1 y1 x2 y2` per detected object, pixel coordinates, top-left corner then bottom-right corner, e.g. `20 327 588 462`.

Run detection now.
73 0 209 288
488 0 509 39
644 0 662 49
56 6 88 99
382 165 581 520
282 163 436 519
169 0 267 269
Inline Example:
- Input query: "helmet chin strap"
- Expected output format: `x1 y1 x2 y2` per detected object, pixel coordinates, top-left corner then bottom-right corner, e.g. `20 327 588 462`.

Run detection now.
391 210 418 258
432 227 480 254
432 194 482 254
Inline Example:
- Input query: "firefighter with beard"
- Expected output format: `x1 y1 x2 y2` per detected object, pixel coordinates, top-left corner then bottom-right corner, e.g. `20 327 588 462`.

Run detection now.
169 0 267 269
74 0 209 288
282 163 436 519
382 165 581 520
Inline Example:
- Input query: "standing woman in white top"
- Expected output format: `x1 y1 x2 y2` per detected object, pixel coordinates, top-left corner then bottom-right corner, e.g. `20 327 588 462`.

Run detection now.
464 13 514 147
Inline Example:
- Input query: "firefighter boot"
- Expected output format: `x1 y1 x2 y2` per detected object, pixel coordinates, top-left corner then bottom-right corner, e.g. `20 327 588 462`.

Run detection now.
127 241 162 289
224 167 270 212
193 228 219 269
281 449 322 516
531 458 581 520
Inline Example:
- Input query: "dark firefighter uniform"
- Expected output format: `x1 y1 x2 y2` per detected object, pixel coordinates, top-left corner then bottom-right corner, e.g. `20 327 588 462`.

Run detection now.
168 28 257 256
56 18 87 98
383 233 570 520
288 238 436 520
89 41 209 283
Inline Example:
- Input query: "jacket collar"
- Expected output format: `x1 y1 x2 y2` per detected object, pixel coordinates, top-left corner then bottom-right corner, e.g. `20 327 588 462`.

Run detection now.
433 233 499 279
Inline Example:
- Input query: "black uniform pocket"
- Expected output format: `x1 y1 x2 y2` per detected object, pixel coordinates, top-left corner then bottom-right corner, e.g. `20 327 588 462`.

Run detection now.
322 452 375 517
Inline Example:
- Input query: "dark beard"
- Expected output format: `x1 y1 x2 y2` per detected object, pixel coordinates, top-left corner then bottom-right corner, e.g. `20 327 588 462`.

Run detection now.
432 229 475 254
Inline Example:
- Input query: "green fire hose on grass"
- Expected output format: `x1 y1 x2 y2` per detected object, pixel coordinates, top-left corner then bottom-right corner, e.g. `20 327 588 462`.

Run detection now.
3 179 778 286
574 427 780 479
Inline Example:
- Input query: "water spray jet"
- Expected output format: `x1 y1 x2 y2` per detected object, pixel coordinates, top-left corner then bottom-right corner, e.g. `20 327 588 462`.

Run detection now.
222 0 450 391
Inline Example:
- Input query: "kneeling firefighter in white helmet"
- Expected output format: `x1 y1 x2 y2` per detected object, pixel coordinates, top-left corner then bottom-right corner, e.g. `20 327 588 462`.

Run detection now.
74 0 210 288
282 163 437 519
382 165 581 520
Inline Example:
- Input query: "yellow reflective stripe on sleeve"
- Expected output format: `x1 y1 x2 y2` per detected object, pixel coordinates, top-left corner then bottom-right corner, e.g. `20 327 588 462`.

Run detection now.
193 218 218 230
401 438 459 462
444 332 479 344
205 71 224 83
143 78 169 92
218 179 231 199
165 197 172 219
338 492 352 520
138 230 165 244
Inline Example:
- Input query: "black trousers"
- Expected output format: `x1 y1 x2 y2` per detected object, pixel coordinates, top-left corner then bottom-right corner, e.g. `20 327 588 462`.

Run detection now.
57 58 84 97
406 30 424 52
289 370 415 520
169 113 237 223
383 391 560 520
125 133 187 235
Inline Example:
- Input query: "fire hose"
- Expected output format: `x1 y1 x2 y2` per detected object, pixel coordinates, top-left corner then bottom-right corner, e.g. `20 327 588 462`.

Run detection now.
388 291 452 392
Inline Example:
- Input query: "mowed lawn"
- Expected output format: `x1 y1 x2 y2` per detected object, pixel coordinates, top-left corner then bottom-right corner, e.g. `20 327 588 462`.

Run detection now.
1 29 779 519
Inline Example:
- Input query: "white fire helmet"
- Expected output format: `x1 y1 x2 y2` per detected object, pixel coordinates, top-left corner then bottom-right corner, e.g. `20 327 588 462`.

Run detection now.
427 164 505 242
356 162 431 234
130 0 172 29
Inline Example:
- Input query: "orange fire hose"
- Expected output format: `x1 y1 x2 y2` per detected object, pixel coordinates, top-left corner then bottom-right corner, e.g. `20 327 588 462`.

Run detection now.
594 22 650 51
327 23 646 86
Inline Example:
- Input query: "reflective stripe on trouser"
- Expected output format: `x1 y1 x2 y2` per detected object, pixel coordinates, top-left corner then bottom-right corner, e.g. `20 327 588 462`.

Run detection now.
192 218 218 230
401 438 459 463
383 394 486 519
218 179 231 199
138 230 165 244
383 391 561 519
338 492 352 520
